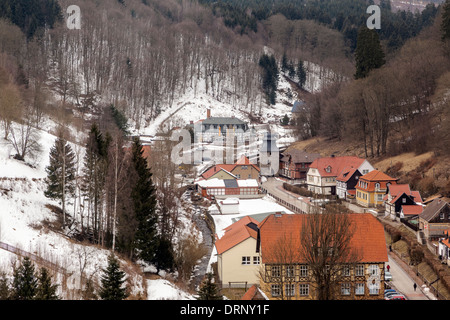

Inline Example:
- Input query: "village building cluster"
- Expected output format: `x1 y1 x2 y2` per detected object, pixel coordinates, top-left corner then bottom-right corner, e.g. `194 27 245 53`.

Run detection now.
178 109 450 300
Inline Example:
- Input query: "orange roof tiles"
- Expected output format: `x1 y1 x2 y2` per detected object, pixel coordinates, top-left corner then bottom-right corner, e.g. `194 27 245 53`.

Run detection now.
215 216 259 255
360 170 397 182
401 205 423 215
258 213 388 264
309 156 366 177
336 167 360 182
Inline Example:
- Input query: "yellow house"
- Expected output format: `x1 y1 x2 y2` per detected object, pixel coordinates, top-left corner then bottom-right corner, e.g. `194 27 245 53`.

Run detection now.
355 170 398 208
215 216 260 288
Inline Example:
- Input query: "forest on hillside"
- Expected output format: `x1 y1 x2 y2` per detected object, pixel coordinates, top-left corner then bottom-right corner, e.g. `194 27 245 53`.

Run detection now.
199 0 439 51
0 0 448 180
0 0 444 133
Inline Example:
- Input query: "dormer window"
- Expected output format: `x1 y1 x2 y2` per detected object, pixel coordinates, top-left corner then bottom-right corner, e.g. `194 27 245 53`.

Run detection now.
375 183 380 190
325 166 331 173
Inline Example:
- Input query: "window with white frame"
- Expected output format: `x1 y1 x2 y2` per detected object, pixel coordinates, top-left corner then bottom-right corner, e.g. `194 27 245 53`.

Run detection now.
253 256 260 265
342 265 350 277
286 265 295 278
300 265 308 277
299 284 309 296
242 256 251 265
369 264 379 276
355 283 365 295
355 265 364 276
271 284 281 297
271 265 281 278
341 283 351 295
285 284 295 297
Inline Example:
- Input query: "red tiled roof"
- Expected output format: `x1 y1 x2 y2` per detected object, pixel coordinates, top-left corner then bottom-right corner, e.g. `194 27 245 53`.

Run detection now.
235 155 251 165
309 156 366 177
241 285 267 300
201 156 260 179
411 191 423 203
387 184 422 205
388 184 411 196
258 213 388 264
360 170 397 182
336 167 360 182
215 216 259 255
201 164 236 179
401 205 423 216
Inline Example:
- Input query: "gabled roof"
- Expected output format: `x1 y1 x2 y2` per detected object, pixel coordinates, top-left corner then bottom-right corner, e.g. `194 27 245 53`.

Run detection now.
281 149 321 164
386 184 423 205
420 198 450 222
215 216 259 255
241 285 269 300
200 156 260 179
387 184 411 197
202 117 246 126
336 167 360 183
309 156 366 177
235 155 252 165
258 213 388 264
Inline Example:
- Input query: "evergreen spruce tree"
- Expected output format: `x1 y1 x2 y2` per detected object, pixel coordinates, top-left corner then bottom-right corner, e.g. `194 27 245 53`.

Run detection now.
44 133 76 227
154 236 175 273
35 267 59 300
296 60 307 89
197 273 222 300
281 114 290 126
354 27 385 79
259 53 279 105
82 123 108 241
442 0 450 41
99 254 129 300
287 61 296 78
12 257 37 300
281 52 288 73
130 138 158 264
0 272 11 300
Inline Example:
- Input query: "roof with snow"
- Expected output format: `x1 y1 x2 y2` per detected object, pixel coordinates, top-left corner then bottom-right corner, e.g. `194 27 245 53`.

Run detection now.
215 216 259 255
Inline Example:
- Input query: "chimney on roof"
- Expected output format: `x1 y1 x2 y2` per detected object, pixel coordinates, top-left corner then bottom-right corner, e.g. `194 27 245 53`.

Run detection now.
207 108 211 118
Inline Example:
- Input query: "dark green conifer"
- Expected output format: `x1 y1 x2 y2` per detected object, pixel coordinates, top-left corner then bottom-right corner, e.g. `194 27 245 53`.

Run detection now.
99 254 129 300
35 267 59 300
12 257 37 300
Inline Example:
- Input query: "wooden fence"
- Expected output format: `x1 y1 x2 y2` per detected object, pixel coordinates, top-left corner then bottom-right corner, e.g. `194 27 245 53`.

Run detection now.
0 241 72 276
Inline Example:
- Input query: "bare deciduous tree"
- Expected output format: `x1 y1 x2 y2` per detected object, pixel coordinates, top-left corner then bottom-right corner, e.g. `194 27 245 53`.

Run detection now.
299 207 361 300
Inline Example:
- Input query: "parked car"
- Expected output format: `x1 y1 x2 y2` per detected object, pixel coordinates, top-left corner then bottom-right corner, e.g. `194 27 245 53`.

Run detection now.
387 294 406 300
384 291 400 299
384 289 396 295
385 271 392 281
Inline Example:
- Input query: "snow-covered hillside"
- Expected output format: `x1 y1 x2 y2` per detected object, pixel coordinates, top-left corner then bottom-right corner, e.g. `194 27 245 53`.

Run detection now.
0 119 198 300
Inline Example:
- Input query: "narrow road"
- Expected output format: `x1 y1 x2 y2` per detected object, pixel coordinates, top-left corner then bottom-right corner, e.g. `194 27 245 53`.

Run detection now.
387 254 430 300
261 177 312 213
